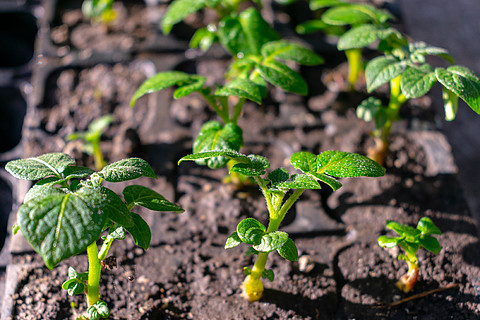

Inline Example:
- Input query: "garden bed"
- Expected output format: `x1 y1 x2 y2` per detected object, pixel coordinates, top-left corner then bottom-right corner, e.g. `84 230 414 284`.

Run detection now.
1 0 480 319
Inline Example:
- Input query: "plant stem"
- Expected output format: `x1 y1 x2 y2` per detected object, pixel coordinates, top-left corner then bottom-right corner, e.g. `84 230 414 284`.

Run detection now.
369 75 407 165
200 91 229 123
345 49 362 91
92 142 105 171
231 98 245 123
98 235 114 261
86 242 102 306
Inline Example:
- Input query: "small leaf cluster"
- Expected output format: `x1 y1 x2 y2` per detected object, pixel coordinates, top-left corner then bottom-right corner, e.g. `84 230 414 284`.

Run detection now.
362 36 480 122
87 301 110 320
5 153 183 269
62 267 88 296
66 115 113 156
378 217 442 265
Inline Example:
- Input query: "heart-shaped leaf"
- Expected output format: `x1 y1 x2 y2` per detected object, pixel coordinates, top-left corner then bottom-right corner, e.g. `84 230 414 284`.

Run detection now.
6 153 75 181
193 121 244 169
17 186 109 269
98 158 156 182
123 185 183 212
416 217 441 235
237 218 266 245
262 269 275 282
253 231 289 253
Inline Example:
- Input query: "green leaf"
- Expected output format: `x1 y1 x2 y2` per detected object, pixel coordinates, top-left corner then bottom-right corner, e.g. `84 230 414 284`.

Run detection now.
262 269 275 282
161 0 208 34
6 153 75 181
225 231 242 249
277 238 298 261
399 241 420 259
17 187 109 269
108 225 125 240
419 235 442 254
386 220 420 238
243 266 252 275
62 166 95 181
189 26 218 52
378 235 404 248
409 42 454 64
356 96 383 122
274 174 321 191
218 8 279 56
245 247 259 256
24 182 65 203
257 61 308 95
416 217 441 235
98 158 156 182
366 56 407 92
435 66 480 115
400 65 437 98
236 218 266 245
338 25 397 50
88 306 100 320
261 40 324 66
124 212 151 250
289 151 343 190
130 71 206 106
230 155 270 176
193 121 244 169
88 115 113 135
178 149 250 165
123 185 183 212
253 231 289 253
173 76 206 99
215 78 262 104
95 301 110 318
309 0 346 10
293 150 386 178
322 5 375 26
96 186 134 228
267 168 289 185
62 279 86 296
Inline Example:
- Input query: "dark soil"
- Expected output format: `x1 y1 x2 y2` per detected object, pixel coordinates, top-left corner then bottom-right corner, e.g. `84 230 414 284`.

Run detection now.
4 0 480 318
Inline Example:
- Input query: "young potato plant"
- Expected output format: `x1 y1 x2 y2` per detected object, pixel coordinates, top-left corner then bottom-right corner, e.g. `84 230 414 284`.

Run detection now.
296 0 398 90
179 149 385 301
378 217 442 293
6 153 183 319
66 114 113 171
131 13 323 172
359 39 480 164
82 0 116 23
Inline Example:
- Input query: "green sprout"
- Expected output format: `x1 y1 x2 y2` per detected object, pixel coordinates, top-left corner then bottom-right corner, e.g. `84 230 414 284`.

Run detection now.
378 217 442 293
359 39 480 164
66 115 113 171
132 10 322 181
297 0 397 90
179 149 385 301
82 0 116 23
6 153 183 319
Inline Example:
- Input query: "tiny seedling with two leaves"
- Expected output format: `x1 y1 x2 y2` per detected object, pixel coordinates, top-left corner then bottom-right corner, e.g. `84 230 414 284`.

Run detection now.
296 0 398 90
66 114 113 171
131 3 323 177
6 153 183 320
378 217 442 293
357 35 480 164
179 149 385 301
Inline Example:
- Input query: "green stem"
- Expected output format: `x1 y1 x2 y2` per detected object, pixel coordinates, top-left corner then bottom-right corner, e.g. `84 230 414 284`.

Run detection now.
381 75 407 144
345 49 362 91
92 141 105 171
86 242 102 306
200 91 229 123
231 98 245 124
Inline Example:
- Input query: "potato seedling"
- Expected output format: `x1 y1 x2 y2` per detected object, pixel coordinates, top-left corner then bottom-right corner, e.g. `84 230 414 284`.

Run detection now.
296 0 397 90
82 0 116 23
378 217 442 293
66 114 113 171
131 27 323 171
6 153 183 319
359 38 480 164
179 149 385 301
